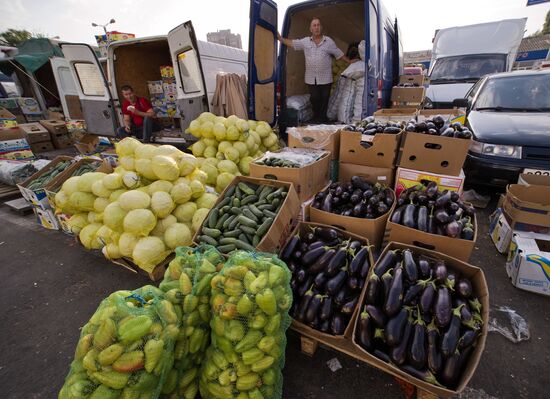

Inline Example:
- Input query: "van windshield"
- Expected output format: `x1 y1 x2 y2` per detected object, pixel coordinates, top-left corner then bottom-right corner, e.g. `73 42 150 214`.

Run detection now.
430 54 506 83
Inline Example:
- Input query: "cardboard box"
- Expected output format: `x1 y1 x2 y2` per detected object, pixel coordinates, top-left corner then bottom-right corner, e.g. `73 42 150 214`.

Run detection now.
394 167 465 198
249 150 330 202
385 211 478 261
17 97 42 115
33 207 59 230
417 108 465 122
287 126 341 160
284 222 373 339
502 184 550 234
308 188 395 249
351 242 489 398
18 122 50 143
194 176 301 253
147 80 164 95
518 173 550 186
398 132 471 175
30 141 54 153
398 74 425 86
373 108 417 122
489 209 513 254
25 114 43 123
0 98 20 111
47 110 65 121
506 233 550 296
17 156 74 208
55 211 73 235
160 65 175 78
339 163 395 187
52 134 75 149
0 107 18 128
39 119 69 136
339 130 402 168
162 82 177 95
391 87 425 107
0 128 34 160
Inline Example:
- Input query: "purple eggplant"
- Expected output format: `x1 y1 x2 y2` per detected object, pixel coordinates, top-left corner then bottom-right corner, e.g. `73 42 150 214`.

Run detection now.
309 248 336 275
316 226 339 241
366 304 387 328
461 226 475 240
402 249 418 283
434 287 452 328
381 267 394 302
292 250 302 262
418 258 431 279
409 310 427 369
458 329 479 350
373 348 391 363
403 204 417 228
302 246 326 266
295 285 314 321
356 307 374 351
403 280 430 305
427 213 436 234
435 190 451 208
434 261 448 283
341 297 358 315
441 305 464 358
350 246 369 276
445 220 461 238
417 206 428 232
390 312 414 365
426 182 438 198
459 302 473 323
287 260 298 273
305 294 324 323
384 266 404 317
290 277 299 292
440 350 462 388
308 241 325 251
399 365 442 387
374 250 398 277
457 278 473 298
320 319 330 333
434 208 450 224
322 193 333 213
320 296 333 321
326 247 347 276
419 282 436 314
365 273 381 305
385 307 409 346
391 205 406 224
427 319 442 374
296 268 307 283
360 252 372 279
297 276 314 298
313 272 327 290
347 276 360 291
327 269 347 296
281 235 300 261
330 313 346 335
334 287 347 307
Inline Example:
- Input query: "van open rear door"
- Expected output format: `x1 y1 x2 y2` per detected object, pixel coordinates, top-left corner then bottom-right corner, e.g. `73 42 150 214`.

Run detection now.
59 43 117 135
248 0 277 125
50 57 84 120
167 21 209 131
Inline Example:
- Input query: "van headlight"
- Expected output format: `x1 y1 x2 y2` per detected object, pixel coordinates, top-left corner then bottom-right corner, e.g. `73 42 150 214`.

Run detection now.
470 141 522 159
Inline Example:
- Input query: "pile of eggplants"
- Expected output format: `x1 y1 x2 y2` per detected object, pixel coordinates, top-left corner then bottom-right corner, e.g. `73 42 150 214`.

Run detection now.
281 225 372 336
404 117 472 139
312 176 395 219
391 182 475 240
343 116 404 135
355 248 484 389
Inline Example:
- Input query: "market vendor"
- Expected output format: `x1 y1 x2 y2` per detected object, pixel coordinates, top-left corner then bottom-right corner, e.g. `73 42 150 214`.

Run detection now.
117 85 159 142
278 18 357 123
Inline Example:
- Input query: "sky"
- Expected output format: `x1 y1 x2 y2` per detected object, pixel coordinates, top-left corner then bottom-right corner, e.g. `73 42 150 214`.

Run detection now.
1 0 549 52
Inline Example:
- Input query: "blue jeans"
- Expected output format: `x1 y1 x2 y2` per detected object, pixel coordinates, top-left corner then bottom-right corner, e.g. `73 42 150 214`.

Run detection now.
116 116 159 142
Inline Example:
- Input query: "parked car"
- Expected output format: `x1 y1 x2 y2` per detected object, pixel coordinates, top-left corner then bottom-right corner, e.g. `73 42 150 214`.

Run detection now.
455 69 550 186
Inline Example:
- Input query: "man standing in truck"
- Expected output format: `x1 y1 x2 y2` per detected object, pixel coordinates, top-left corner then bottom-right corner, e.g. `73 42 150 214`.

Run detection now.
117 85 159 142
278 17 356 123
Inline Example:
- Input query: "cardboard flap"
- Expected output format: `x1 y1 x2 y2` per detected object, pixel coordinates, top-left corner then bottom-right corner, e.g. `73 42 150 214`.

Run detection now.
288 127 336 148
506 184 550 214
391 87 425 103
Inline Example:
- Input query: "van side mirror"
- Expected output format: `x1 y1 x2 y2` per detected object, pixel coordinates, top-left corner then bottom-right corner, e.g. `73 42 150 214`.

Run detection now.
453 98 469 108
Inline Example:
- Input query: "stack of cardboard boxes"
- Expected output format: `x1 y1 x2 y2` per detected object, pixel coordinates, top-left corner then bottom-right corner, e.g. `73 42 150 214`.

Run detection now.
390 75 427 109
147 66 178 127
0 108 35 160
39 120 74 149
18 123 54 153
0 98 44 123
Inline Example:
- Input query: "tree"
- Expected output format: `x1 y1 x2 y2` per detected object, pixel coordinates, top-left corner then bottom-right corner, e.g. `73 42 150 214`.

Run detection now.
0 29 48 47
543 10 550 35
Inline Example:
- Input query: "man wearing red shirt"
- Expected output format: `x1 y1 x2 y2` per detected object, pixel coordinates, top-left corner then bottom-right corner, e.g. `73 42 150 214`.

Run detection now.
117 85 159 142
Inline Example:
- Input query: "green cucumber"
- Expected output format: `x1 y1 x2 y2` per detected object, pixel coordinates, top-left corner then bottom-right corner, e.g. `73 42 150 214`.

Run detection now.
208 209 219 229
218 244 236 254
248 204 264 219
234 239 256 251
219 237 237 245
239 225 256 235
257 218 273 237
200 235 218 246
215 213 230 230
237 215 257 228
223 229 241 238
202 227 222 238
238 182 256 196
240 195 258 206
242 209 259 223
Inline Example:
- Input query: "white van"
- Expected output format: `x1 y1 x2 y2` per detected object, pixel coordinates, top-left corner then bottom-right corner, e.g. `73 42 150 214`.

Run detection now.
60 21 247 141
425 18 526 109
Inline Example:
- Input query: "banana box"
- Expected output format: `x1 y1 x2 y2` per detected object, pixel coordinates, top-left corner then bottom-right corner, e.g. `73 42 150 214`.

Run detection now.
33 207 59 230
489 209 513 254
506 232 550 296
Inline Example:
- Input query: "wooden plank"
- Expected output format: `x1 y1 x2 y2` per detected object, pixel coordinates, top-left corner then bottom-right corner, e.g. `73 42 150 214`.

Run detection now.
300 336 318 357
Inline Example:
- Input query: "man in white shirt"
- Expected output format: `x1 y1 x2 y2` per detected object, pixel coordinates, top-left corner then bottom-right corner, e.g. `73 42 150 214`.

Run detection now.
278 17 356 123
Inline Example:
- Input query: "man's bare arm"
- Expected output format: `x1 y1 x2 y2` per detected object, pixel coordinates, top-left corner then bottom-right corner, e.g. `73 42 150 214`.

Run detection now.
277 33 294 48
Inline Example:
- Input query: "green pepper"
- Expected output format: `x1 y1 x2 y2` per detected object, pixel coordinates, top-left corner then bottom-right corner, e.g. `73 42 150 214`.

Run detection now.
250 313 267 330
195 274 214 296
202 359 221 381
211 349 229 370
256 288 277 315
179 367 198 388
131 371 159 391
260 384 274 398
262 368 277 385
243 271 256 291
68 379 95 398
88 384 119 399
189 328 204 354
257 336 276 353
227 265 250 280
199 259 217 274
218 368 237 386
224 277 244 297
225 320 245 342
236 294 254 316
264 314 281 335
118 315 152 344
183 294 199 313
182 382 199 399
92 370 129 389
207 382 233 399
161 369 178 394
198 303 210 323
235 360 251 377
268 265 285 287
236 372 260 391
248 387 265 399
252 355 275 373
234 330 263 353
242 348 264 365
214 335 234 356
249 272 268 294
211 316 226 336
184 310 201 327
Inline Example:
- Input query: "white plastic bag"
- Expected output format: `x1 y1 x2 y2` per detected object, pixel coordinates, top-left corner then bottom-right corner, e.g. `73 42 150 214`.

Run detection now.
352 77 365 122
341 61 365 79
0 159 50 185
358 40 366 61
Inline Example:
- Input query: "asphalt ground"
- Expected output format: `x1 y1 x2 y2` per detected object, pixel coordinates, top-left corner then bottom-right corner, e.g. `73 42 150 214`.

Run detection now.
0 193 547 399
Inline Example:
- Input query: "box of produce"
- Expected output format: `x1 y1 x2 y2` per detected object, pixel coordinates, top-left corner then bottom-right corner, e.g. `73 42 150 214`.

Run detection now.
17 156 74 208
309 176 395 249
194 176 301 254
339 118 403 168
391 87 425 108
0 127 34 160
395 167 465 198
373 108 418 123
280 222 374 340
39 119 68 136
18 122 51 143
417 109 465 123
339 163 395 187
399 75 426 86
398 118 472 176
249 148 330 201
287 126 341 160
386 183 477 261
352 242 488 398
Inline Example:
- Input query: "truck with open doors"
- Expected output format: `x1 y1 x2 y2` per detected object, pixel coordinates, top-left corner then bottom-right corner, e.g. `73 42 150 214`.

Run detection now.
60 21 247 144
248 0 402 134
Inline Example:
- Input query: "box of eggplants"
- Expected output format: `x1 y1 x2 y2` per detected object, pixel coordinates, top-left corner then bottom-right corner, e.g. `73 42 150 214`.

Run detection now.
386 182 477 261
399 116 472 176
309 176 395 249
280 222 374 340
352 243 488 398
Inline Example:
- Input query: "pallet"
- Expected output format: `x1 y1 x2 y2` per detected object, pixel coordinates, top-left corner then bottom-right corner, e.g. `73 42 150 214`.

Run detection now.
297 333 441 399
0 183 21 200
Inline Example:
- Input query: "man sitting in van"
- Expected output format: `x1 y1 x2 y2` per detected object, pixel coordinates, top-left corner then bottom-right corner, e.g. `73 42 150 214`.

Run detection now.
117 85 159 142
278 18 356 123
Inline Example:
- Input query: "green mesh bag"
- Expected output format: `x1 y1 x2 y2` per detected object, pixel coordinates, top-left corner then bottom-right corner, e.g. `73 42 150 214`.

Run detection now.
199 250 293 399
159 245 224 398
58 285 180 399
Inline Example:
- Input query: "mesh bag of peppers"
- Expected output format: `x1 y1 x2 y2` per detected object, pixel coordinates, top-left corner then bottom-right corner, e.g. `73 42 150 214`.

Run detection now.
199 251 293 399
354 247 484 390
158 245 224 399
58 285 180 399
